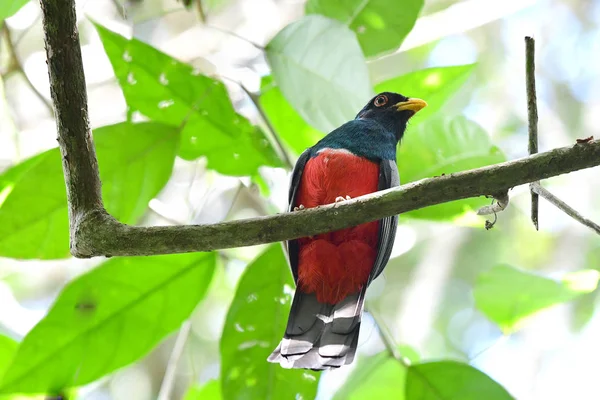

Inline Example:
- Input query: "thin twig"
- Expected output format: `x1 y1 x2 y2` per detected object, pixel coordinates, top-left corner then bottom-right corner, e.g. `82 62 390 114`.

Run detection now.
239 83 294 169
366 306 409 366
195 0 206 22
2 24 55 117
110 0 127 20
157 320 192 400
530 182 600 235
525 36 539 230
205 25 264 50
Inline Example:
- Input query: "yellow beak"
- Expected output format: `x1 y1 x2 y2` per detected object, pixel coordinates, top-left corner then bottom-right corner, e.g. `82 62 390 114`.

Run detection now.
395 98 428 113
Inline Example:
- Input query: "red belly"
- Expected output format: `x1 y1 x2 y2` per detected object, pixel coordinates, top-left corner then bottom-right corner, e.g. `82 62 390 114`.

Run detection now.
294 149 380 304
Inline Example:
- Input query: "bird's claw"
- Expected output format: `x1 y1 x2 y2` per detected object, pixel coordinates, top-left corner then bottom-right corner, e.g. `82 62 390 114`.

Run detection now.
335 195 351 202
293 204 305 212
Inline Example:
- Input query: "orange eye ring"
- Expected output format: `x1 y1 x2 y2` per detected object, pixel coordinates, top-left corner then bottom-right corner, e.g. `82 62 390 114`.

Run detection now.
374 94 388 107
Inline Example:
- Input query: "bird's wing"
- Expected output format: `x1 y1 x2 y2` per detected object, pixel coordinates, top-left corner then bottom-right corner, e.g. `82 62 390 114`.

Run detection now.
286 148 312 283
368 158 400 283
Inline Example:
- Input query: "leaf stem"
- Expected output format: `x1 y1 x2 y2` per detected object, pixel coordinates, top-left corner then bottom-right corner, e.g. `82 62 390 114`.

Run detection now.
157 320 192 400
530 182 600 235
367 305 410 367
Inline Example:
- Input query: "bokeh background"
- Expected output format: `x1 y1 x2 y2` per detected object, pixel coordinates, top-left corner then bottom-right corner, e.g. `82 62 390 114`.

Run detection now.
1 0 600 399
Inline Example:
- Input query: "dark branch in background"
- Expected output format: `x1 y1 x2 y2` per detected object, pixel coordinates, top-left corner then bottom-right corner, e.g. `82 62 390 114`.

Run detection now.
1 24 55 117
39 1 600 259
531 182 600 235
526 36 539 230
195 0 206 23
238 83 294 169
40 0 106 252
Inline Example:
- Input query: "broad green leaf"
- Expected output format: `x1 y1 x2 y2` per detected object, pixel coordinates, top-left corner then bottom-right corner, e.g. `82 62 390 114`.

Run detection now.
94 22 282 176
406 361 513 399
96 122 178 223
0 252 216 394
220 244 319 400
259 76 325 155
0 122 178 259
0 0 28 21
334 352 406 400
474 265 600 333
375 65 476 123
0 335 18 379
398 116 506 220
266 15 372 133
184 380 222 400
306 0 423 58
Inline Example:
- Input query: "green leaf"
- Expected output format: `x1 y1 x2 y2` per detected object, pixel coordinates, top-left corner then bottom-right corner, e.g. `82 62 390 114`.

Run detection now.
96 122 178 223
0 122 178 259
184 380 222 400
398 116 506 220
266 15 372 133
406 361 513 399
93 22 282 176
375 65 476 123
220 244 319 400
0 335 18 379
0 252 216 394
259 76 325 156
474 265 600 333
306 0 423 58
0 0 28 21
334 352 406 400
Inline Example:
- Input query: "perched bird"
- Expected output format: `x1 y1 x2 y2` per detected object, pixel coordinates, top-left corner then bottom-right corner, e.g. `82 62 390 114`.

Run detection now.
268 92 427 370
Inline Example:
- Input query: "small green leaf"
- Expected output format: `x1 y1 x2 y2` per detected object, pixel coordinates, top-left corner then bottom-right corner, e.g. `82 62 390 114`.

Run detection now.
0 253 216 394
259 76 325 156
398 116 506 220
375 64 476 122
334 352 406 400
0 122 178 259
184 379 222 400
306 0 423 58
220 244 319 400
266 15 372 133
474 265 600 333
0 0 28 21
94 22 282 176
0 335 18 379
406 361 513 399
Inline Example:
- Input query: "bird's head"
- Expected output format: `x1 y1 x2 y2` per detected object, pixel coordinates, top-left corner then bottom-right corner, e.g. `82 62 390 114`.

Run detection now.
355 92 427 140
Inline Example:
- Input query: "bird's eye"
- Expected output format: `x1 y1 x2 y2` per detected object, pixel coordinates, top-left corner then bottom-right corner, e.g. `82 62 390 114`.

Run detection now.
374 95 388 107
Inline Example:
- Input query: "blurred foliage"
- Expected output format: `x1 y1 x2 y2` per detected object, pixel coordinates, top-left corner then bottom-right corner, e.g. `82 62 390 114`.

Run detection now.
0 0 597 399
0 253 216 394
474 265 600 333
306 0 424 58
405 361 513 399
184 379 222 399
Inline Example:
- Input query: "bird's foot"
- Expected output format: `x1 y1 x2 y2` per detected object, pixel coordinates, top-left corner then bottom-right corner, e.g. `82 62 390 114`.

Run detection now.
335 195 351 202
293 204 305 211
334 196 351 207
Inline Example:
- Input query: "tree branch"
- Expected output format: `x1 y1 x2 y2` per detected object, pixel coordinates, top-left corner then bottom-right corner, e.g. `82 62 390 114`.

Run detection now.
73 141 600 257
526 36 539 230
530 182 600 235
40 0 105 250
41 0 600 259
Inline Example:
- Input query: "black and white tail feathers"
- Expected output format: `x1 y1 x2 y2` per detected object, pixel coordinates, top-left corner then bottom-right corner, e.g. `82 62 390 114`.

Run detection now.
268 289 366 370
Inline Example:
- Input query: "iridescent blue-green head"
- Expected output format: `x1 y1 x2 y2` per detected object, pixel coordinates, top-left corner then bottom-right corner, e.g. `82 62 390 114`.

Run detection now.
355 92 427 141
